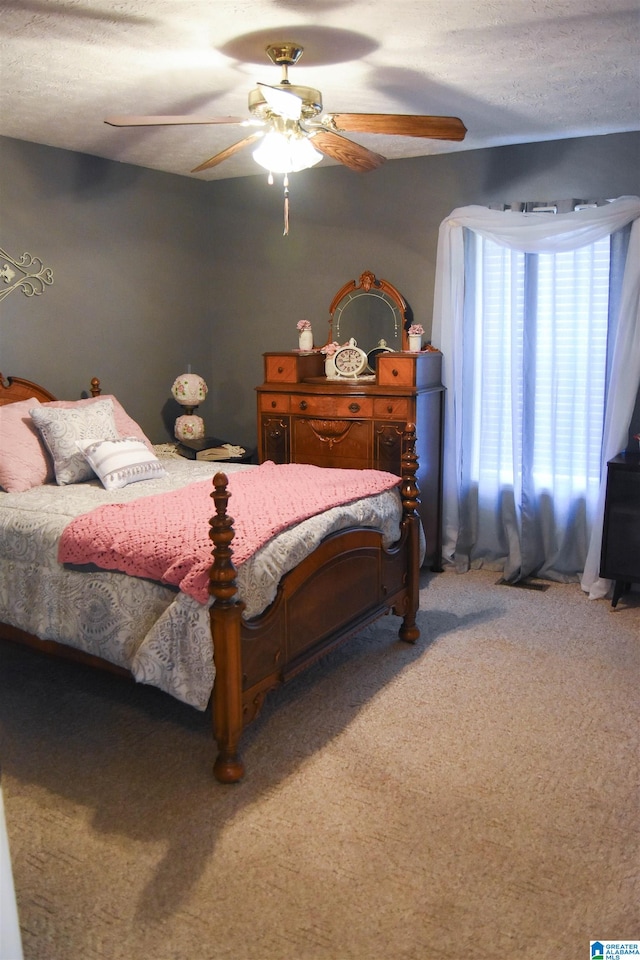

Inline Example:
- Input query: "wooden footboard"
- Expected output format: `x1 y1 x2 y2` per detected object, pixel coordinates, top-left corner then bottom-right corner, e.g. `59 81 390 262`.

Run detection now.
208 424 421 783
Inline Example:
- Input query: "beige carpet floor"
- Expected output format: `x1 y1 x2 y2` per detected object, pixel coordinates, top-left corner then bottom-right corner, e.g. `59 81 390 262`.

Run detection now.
1 568 638 960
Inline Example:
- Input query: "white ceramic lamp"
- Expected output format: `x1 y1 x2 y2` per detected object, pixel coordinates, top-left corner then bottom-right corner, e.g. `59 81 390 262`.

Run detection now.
171 373 208 441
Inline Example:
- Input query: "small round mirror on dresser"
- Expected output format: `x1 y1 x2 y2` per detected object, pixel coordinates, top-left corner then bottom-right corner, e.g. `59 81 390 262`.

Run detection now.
328 271 411 356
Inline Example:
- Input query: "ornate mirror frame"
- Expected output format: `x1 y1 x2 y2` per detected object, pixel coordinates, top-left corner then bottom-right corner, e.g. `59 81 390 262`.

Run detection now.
328 270 411 354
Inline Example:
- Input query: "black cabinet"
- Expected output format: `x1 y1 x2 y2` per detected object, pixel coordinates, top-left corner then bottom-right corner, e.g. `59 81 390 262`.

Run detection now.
599 453 640 607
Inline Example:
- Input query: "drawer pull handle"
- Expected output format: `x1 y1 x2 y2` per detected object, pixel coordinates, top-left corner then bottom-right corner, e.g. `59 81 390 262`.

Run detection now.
299 400 308 410
271 400 277 408
392 368 399 377
349 402 360 412
277 366 284 374
387 404 393 413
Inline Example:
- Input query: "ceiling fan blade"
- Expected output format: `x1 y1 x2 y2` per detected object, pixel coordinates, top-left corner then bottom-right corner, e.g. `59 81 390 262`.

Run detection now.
191 133 263 173
310 129 385 173
327 113 467 141
257 83 303 121
105 115 245 127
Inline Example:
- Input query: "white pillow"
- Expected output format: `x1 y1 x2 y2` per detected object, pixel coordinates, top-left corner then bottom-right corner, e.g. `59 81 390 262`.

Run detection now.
30 399 119 485
44 394 155 451
76 437 167 490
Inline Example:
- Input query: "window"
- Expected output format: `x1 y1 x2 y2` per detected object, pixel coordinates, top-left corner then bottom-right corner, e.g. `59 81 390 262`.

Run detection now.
432 197 640 589
471 235 611 503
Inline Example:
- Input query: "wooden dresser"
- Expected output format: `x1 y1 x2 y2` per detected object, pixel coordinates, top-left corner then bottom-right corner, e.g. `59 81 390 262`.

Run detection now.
256 349 444 569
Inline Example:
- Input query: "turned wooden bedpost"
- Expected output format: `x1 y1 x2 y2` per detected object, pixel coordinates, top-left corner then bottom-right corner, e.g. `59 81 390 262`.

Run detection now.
90 377 101 397
208 472 246 783
399 423 421 643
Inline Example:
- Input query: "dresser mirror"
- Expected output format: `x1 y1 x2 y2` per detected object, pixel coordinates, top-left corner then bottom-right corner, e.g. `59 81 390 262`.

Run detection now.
328 271 411 357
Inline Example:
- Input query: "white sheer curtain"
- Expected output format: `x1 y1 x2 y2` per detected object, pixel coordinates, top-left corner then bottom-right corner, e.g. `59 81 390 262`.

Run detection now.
432 196 640 596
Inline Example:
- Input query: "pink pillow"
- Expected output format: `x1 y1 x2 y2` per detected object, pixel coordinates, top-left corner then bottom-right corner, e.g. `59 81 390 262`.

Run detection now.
0 398 54 492
44 395 154 451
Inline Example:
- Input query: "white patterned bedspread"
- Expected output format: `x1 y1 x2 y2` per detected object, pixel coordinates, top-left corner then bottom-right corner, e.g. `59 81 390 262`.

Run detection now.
0 454 404 709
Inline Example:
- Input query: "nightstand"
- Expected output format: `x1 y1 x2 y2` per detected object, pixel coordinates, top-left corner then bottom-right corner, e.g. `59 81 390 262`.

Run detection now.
177 437 255 463
599 452 640 607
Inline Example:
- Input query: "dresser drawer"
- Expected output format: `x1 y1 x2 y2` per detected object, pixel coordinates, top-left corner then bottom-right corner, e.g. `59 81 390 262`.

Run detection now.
377 351 442 388
292 417 372 467
291 395 374 418
376 355 418 387
260 393 290 413
264 353 324 382
264 356 299 382
373 397 411 420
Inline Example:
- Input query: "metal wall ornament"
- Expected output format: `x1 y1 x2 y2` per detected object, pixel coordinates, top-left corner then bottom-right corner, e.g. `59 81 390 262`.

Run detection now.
0 247 54 301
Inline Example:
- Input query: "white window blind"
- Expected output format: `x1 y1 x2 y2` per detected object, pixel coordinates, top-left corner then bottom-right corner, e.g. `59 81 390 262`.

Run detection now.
472 234 610 500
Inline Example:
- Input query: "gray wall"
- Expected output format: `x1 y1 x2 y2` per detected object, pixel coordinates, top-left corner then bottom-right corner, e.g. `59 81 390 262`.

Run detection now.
0 138 213 441
1 131 639 447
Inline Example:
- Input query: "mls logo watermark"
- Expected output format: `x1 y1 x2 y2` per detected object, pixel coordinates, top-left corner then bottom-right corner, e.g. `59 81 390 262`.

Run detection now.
591 942 640 959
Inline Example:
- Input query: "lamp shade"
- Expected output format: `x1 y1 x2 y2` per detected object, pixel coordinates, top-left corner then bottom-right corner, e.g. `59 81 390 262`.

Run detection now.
171 374 207 407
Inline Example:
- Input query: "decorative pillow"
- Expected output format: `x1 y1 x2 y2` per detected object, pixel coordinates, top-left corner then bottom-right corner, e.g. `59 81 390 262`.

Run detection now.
75 437 167 490
44 395 154 451
30 399 119 485
0 398 54 493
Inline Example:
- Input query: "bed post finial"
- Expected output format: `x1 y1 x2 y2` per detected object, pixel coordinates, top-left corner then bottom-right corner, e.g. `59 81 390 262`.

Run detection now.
90 377 101 397
400 423 420 517
209 472 245 783
209 472 238 604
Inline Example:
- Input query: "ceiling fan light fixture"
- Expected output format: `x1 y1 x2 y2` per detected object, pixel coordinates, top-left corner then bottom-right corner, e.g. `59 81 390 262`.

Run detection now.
252 129 322 174
104 40 467 232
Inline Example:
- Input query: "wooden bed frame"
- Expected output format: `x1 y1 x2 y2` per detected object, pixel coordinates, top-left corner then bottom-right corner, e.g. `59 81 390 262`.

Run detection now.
0 374 421 783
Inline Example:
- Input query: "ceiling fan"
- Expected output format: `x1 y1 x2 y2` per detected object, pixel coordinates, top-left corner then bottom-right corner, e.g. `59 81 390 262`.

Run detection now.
105 42 466 232
105 42 467 173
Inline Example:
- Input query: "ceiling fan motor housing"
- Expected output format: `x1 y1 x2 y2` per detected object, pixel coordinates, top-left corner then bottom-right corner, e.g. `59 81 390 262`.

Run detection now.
248 84 323 122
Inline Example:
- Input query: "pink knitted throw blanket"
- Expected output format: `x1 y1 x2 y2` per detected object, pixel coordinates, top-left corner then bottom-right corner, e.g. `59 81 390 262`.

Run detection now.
58 461 400 604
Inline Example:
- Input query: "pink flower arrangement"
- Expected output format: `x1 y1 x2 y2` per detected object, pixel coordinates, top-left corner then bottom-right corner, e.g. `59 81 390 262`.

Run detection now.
297 319 312 331
320 341 342 356
408 324 424 337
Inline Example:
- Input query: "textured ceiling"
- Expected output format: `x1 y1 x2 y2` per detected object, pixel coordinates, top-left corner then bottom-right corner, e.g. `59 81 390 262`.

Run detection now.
1 0 639 181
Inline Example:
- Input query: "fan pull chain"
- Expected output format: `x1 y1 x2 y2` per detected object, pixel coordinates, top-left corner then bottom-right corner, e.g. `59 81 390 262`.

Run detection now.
283 174 289 236
265 171 291 235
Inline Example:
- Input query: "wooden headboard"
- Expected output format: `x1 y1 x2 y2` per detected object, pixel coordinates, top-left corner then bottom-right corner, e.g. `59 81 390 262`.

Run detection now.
0 373 57 405
0 375 101 405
